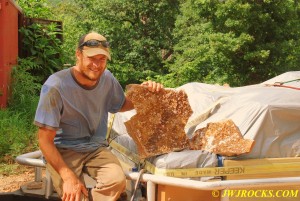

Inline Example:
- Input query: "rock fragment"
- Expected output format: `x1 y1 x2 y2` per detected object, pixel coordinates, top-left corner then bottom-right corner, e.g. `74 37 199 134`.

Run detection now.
124 84 193 158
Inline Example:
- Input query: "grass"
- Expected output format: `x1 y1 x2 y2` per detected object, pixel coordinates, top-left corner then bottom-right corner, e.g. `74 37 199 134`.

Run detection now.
0 163 31 176
0 107 39 175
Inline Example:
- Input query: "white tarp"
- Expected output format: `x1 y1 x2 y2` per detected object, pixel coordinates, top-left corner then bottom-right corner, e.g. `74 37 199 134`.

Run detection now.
109 71 300 173
182 71 300 159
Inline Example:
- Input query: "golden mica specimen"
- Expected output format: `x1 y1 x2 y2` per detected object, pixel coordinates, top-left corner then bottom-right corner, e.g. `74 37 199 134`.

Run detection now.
190 119 255 156
124 84 193 158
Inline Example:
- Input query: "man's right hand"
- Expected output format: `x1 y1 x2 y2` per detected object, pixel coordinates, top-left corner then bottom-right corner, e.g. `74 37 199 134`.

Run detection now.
38 127 89 201
61 172 88 201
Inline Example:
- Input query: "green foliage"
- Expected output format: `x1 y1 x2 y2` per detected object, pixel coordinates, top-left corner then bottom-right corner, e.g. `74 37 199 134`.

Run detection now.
16 0 53 18
48 0 300 88
11 0 300 94
0 58 41 163
0 59 41 165
0 163 29 176
10 58 41 117
0 110 38 163
19 23 65 83
49 0 180 87
48 0 91 64
164 0 300 87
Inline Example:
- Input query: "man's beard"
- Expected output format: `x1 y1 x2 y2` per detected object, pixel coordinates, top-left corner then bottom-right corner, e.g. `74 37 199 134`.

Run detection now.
82 70 100 81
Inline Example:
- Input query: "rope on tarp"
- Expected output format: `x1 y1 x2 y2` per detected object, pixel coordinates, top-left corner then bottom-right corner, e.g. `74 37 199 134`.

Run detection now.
266 78 300 90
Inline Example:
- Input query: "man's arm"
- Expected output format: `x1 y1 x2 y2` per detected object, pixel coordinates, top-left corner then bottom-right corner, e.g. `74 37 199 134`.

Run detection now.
119 97 134 112
38 127 88 201
119 80 163 112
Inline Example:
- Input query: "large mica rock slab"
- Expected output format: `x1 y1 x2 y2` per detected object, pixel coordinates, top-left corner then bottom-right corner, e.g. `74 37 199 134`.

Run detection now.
189 119 255 156
124 84 193 158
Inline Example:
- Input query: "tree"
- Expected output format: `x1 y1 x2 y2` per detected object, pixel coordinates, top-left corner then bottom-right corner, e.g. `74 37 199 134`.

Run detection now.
17 0 65 84
163 0 300 87
49 0 180 87
48 0 92 65
16 0 53 18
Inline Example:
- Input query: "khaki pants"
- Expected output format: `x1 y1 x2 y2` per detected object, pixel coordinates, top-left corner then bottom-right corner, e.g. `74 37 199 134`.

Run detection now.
46 147 126 201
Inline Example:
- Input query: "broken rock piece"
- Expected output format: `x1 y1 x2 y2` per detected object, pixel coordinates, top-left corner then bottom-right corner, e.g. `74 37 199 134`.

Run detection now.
190 119 254 156
124 84 193 158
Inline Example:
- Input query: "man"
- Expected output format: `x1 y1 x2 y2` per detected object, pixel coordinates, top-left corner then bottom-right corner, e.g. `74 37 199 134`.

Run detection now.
34 31 162 201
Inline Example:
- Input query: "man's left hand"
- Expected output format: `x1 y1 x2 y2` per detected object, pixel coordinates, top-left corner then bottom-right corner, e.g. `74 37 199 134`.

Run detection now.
141 80 164 92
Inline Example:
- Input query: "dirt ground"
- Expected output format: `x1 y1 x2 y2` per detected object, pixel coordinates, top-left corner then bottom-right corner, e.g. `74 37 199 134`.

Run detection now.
0 166 41 193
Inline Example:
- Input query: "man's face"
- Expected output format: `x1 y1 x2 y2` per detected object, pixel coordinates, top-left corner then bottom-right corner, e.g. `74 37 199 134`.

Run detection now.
76 51 107 81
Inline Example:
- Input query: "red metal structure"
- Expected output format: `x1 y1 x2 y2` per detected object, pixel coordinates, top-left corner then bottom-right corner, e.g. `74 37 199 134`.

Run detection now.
0 0 22 108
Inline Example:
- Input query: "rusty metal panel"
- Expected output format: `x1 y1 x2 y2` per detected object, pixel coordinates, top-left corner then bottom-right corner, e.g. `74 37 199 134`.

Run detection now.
0 0 21 108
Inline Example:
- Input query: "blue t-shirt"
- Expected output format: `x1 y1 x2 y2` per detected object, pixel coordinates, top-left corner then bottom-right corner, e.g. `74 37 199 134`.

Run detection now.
34 68 125 152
